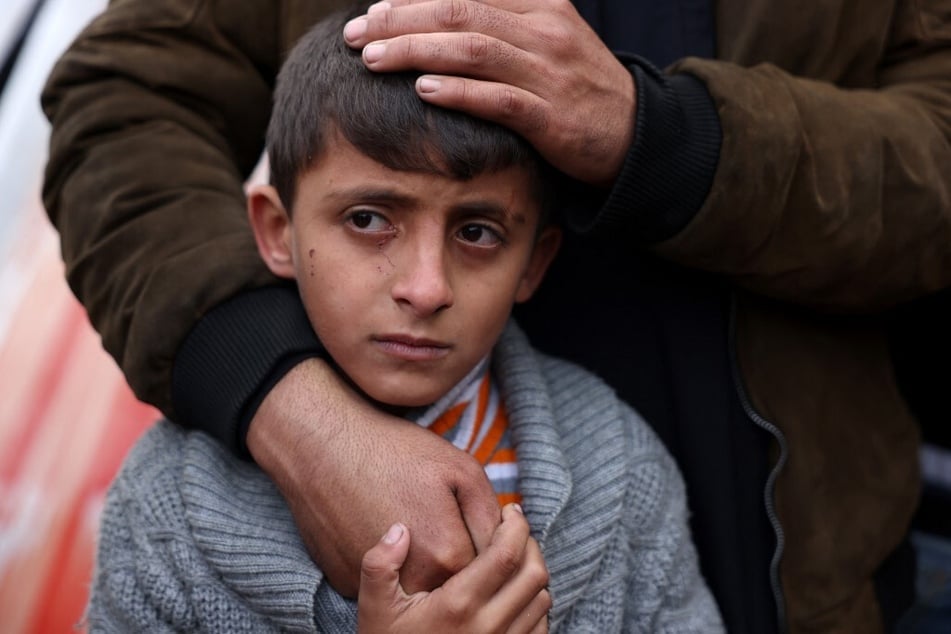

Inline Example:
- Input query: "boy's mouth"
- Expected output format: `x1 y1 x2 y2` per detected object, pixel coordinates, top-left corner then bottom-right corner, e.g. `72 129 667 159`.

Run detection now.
372 334 452 361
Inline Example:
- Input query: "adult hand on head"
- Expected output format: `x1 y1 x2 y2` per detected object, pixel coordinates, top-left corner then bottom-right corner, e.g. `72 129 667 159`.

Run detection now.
343 0 635 187
358 504 551 633
247 358 501 598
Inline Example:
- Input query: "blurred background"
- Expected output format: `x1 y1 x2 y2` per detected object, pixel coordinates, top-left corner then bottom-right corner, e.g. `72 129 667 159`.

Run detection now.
0 1 157 631
0 1 948 632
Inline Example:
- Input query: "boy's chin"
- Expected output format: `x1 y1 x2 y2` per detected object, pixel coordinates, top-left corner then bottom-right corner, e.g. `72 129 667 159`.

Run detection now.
358 384 444 414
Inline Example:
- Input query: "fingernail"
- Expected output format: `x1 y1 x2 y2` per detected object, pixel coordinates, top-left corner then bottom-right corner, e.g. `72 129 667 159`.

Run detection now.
368 1 391 13
343 17 367 42
512 503 524 515
417 76 441 93
363 42 386 63
383 523 404 544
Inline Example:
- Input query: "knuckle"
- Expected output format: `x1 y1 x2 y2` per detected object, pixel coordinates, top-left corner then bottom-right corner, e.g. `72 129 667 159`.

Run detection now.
456 452 486 477
548 23 574 51
539 22 573 50
360 548 387 579
429 539 471 575
496 87 522 118
360 547 378 569
550 0 576 16
435 0 472 30
492 542 522 578
497 89 549 136
441 592 472 621
528 561 551 590
462 33 491 65
372 6 399 34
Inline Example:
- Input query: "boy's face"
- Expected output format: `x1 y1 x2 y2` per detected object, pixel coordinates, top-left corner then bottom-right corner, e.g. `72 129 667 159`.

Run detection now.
249 135 560 408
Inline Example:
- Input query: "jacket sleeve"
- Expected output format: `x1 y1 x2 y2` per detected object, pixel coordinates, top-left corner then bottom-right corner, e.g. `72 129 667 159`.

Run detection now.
40 1 344 445
597 0 951 312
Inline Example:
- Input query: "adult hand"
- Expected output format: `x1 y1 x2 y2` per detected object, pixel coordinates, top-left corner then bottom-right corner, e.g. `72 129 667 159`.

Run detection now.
247 358 502 597
343 0 635 187
358 504 551 633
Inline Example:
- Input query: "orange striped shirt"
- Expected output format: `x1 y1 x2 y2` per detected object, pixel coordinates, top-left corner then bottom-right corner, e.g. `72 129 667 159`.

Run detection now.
413 360 520 507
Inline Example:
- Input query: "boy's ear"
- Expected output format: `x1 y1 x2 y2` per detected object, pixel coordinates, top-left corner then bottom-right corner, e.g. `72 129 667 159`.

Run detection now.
515 226 562 303
247 184 295 280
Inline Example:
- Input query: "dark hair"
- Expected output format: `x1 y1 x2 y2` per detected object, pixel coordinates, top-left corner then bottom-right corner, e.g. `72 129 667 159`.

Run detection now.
267 5 553 215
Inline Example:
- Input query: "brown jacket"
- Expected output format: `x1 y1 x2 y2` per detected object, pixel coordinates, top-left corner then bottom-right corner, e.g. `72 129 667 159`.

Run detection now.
41 0 951 631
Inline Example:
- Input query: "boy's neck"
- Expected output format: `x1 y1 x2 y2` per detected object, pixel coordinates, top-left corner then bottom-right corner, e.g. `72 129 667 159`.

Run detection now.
405 356 491 427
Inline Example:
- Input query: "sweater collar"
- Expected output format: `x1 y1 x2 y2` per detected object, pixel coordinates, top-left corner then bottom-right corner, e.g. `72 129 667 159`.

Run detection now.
492 322 572 542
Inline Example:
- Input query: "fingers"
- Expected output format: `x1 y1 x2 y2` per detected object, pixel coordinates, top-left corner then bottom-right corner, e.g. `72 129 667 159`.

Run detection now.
442 504 529 601
358 523 418 632
342 0 633 185
345 1 531 51
493 536 551 632
379 0 546 12
347 13 548 91
416 75 549 137
505 582 551 633
345 0 572 84
441 503 549 624
359 523 411 605
454 457 503 554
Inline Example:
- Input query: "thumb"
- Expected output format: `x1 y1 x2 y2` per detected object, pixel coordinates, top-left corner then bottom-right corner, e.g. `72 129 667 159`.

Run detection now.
359 523 410 604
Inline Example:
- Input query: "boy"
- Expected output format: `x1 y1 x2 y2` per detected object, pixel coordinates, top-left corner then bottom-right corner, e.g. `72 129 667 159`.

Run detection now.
87 7 722 632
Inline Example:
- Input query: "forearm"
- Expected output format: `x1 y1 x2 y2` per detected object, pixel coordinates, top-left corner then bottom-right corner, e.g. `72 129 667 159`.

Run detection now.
41 0 282 416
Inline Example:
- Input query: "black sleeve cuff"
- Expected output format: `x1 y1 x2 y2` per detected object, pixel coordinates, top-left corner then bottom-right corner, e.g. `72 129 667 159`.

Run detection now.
171 284 324 458
566 55 722 244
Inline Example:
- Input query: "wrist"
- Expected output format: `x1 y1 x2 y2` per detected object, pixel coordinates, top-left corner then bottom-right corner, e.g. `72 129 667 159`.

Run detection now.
246 357 340 483
171 285 324 456
566 56 722 242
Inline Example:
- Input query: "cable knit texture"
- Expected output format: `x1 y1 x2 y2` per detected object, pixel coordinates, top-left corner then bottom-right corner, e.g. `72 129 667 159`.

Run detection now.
87 322 723 632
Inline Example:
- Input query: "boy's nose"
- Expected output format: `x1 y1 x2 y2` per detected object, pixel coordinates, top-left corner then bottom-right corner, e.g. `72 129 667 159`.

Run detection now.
390 241 454 317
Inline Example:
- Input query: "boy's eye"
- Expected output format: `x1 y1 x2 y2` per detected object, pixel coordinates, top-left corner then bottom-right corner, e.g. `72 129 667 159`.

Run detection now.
457 224 502 247
347 210 391 232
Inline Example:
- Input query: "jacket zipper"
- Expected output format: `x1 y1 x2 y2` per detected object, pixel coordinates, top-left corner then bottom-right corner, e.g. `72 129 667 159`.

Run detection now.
728 294 789 634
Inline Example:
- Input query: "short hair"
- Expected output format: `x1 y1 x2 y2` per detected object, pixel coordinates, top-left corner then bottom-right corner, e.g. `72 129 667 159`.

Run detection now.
267 4 553 216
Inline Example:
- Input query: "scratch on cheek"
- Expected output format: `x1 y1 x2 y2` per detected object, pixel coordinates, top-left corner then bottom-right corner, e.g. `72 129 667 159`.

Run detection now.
309 248 316 277
376 237 396 271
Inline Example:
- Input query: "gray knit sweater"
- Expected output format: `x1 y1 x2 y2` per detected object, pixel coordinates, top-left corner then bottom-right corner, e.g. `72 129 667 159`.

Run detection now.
87 323 723 632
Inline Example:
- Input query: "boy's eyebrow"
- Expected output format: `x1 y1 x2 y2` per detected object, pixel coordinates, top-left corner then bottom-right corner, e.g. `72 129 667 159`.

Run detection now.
326 186 416 207
328 186 528 225
452 200 528 226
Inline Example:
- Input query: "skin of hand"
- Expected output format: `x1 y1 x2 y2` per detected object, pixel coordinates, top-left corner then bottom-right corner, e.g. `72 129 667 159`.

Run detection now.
343 0 636 187
358 504 552 633
246 357 503 597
